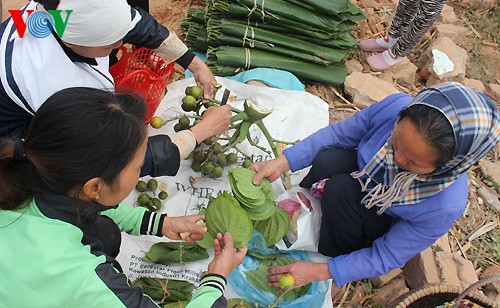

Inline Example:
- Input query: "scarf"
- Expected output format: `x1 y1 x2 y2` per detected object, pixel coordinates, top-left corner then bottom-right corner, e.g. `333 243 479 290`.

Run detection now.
353 82 500 214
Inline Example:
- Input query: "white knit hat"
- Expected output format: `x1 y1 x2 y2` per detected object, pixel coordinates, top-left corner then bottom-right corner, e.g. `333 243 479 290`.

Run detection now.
56 0 131 47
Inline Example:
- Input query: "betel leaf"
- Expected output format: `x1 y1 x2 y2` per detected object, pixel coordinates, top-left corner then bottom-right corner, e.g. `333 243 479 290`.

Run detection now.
143 242 209 264
132 278 195 303
228 167 277 220
254 207 290 246
196 231 215 249
205 191 253 248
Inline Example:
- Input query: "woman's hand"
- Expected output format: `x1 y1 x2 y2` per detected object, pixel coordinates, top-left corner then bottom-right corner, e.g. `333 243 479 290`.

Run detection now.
250 155 291 185
161 215 207 243
208 232 248 278
267 260 331 288
187 56 217 99
189 104 232 143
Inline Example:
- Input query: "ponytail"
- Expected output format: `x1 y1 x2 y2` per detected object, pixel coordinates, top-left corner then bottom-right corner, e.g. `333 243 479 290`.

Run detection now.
0 138 33 210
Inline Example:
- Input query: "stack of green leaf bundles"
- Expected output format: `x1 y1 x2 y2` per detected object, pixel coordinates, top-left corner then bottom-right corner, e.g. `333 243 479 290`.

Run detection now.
181 0 365 85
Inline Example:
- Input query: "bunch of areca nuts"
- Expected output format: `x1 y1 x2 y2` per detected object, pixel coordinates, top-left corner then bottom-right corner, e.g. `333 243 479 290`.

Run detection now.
135 178 168 212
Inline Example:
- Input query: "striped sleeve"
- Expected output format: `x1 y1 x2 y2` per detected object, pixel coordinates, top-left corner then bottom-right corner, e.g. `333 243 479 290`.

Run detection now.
99 203 166 237
186 274 227 308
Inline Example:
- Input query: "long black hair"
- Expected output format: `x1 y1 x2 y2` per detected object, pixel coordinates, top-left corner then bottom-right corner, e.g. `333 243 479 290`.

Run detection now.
0 87 147 210
399 104 455 167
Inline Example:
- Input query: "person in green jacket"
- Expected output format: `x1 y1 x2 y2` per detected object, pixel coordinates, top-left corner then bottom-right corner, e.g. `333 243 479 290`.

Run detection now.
0 87 247 307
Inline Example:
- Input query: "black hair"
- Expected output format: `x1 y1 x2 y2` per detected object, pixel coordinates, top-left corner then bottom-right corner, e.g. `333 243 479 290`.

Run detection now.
0 87 147 210
34 0 60 10
398 104 455 167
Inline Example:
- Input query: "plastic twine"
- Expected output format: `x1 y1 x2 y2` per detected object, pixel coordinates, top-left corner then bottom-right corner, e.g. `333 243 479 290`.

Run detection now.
245 48 251 70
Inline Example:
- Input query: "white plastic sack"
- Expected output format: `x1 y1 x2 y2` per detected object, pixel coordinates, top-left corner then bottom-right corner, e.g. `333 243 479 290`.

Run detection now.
116 77 331 306
274 187 322 252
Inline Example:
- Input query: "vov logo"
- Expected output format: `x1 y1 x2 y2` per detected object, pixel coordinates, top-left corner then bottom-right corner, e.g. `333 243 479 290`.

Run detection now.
9 10 73 39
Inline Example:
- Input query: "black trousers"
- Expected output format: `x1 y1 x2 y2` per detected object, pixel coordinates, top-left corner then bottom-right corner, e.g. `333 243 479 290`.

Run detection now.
300 148 393 258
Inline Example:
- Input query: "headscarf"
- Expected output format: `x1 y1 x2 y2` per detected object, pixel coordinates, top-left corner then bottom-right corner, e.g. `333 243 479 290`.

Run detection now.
352 82 500 214
52 0 131 47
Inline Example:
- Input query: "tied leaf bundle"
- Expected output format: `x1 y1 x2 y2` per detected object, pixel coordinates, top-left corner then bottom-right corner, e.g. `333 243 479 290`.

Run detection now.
132 277 195 304
207 47 347 85
245 255 311 302
143 242 209 265
181 0 365 84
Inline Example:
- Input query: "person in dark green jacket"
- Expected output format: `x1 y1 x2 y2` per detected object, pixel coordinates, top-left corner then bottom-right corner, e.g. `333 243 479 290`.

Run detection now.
0 87 247 307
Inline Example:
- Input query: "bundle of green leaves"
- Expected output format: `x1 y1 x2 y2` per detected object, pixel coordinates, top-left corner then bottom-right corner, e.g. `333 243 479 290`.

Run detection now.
143 242 209 265
131 278 194 304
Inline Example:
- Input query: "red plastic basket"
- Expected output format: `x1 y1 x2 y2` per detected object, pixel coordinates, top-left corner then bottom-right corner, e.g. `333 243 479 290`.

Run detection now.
109 46 175 123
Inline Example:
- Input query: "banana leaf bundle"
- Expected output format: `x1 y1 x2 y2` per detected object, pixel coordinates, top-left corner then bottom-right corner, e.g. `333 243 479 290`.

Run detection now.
224 18 358 50
208 2 340 37
284 0 365 20
132 277 194 304
185 23 208 53
143 242 209 265
206 19 349 65
180 8 206 32
207 46 347 85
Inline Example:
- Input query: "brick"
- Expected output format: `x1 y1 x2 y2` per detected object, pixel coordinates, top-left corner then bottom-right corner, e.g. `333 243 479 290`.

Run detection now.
371 277 409 307
432 234 451 254
370 268 403 288
435 251 461 287
403 248 440 289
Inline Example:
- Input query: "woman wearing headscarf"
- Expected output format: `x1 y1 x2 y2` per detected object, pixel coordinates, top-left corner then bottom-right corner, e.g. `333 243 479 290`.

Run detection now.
250 82 500 288
0 0 231 176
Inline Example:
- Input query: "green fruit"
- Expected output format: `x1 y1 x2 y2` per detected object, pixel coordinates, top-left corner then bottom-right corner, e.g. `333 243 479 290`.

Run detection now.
147 178 158 191
212 166 223 178
279 274 295 289
158 191 169 200
149 116 164 129
242 159 252 168
149 198 162 211
181 95 197 112
193 150 207 162
185 86 193 96
203 137 213 145
202 162 215 174
226 153 238 164
135 180 148 192
191 160 202 172
208 153 219 163
218 154 227 166
137 193 151 206
194 119 202 125
173 123 183 132
179 116 190 128
187 86 203 99
213 143 223 154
